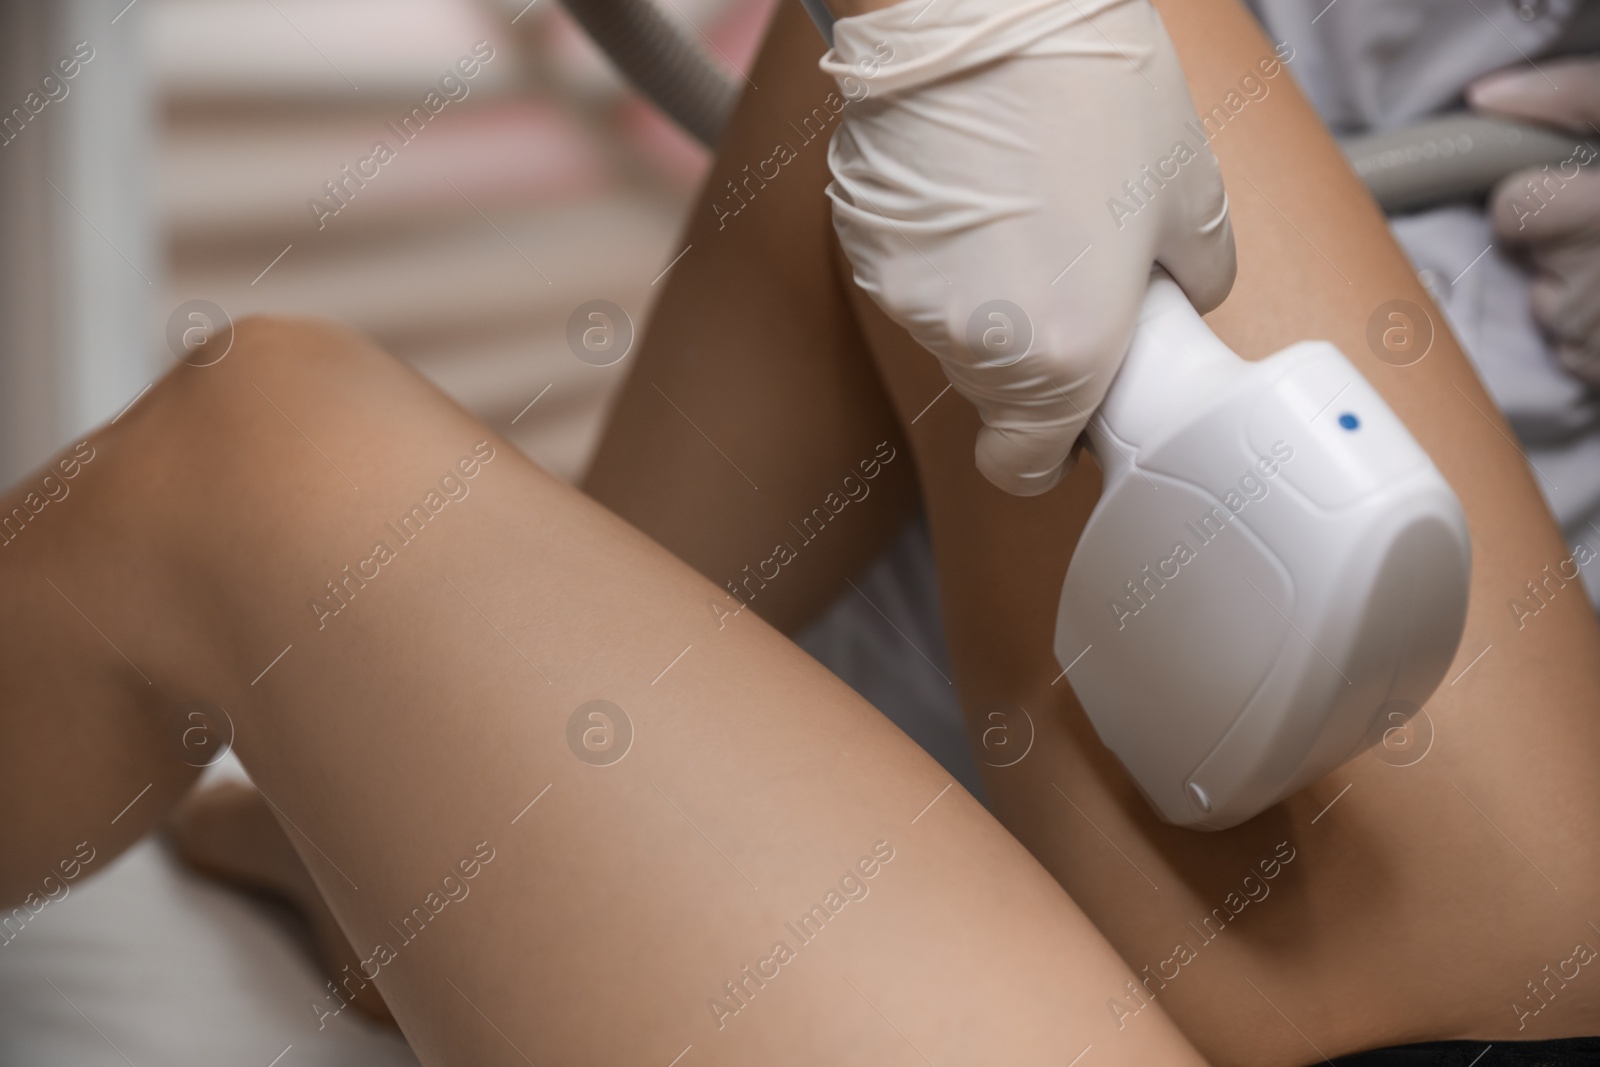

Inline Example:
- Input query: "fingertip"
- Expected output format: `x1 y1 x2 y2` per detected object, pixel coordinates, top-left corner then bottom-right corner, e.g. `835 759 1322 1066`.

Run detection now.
1160 170 1238 315
1467 66 1545 114
1161 212 1237 315
974 426 1072 497
977 459 1068 497
1468 59 1600 132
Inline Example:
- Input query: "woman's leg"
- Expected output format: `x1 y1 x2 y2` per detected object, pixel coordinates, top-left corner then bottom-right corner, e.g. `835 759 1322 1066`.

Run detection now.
0 317 1208 1066
840 1 1600 1064
583 0 917 637
163 1 922 1021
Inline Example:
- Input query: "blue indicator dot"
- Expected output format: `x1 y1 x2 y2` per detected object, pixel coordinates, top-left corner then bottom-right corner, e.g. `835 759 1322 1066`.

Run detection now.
1338 412 1360 431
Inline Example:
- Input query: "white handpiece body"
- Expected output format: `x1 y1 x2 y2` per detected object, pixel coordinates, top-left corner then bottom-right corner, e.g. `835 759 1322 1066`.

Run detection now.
1055 275 1470 829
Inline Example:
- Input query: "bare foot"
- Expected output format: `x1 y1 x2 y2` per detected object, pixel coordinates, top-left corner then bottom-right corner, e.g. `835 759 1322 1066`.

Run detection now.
166 780 396 1026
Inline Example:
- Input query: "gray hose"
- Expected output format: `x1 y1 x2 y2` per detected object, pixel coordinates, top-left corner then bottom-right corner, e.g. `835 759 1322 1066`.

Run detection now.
1340 113 1598 214
557 0 739 148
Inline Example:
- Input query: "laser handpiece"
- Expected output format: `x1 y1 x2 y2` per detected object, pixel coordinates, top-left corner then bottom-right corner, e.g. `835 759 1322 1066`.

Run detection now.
1054 274 1471 829
553 0 1484 830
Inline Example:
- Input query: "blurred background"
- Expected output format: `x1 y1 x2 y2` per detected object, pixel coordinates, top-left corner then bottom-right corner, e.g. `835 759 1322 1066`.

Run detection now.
0 0 776 489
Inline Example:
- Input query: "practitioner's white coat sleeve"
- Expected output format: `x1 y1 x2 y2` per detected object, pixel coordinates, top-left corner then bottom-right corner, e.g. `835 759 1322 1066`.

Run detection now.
1474 58 1600 387
821 0 1236 495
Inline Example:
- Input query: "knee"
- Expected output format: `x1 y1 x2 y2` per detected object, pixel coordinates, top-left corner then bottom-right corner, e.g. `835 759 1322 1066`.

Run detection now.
164 313 389 418
121 314 395 486
214 314 388 386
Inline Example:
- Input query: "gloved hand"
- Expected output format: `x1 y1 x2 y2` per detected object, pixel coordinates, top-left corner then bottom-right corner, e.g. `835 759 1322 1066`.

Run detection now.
1471 57 1600 386
820 0 1236 495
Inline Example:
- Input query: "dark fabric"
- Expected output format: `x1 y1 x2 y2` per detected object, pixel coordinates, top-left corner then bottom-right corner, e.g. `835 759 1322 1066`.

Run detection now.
1320 1036 1600 1066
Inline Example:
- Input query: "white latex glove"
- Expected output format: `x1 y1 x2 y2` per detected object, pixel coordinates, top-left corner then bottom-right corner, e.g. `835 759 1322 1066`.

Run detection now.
1471 57 1600 387
821 0 1236 495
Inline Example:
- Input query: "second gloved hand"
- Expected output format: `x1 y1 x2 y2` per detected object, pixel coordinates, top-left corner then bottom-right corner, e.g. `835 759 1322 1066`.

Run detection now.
1472 57 1600 387
821 0 1237 495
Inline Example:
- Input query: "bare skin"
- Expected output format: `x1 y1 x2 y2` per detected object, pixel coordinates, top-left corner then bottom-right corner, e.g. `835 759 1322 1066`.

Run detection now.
162 0 924 1025
0 333 1207 1067
165 0 924 1032
581 0 920 636
583 0 1600 1063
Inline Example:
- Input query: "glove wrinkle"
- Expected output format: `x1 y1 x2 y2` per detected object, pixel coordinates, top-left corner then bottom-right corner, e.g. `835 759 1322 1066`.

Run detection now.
823 0 1141 99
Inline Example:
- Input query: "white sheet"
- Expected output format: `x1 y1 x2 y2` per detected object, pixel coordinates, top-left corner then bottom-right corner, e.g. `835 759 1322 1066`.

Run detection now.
0 834 418 1066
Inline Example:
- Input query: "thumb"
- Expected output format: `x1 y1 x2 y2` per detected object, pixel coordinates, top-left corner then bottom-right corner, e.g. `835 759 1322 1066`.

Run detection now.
1469 59 1600 135
973 420 1080 497
1155 154 1238 315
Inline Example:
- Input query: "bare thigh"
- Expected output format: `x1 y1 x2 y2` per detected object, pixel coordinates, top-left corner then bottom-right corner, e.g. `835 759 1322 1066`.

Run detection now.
583 0 918 636
0 313 1210 1066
